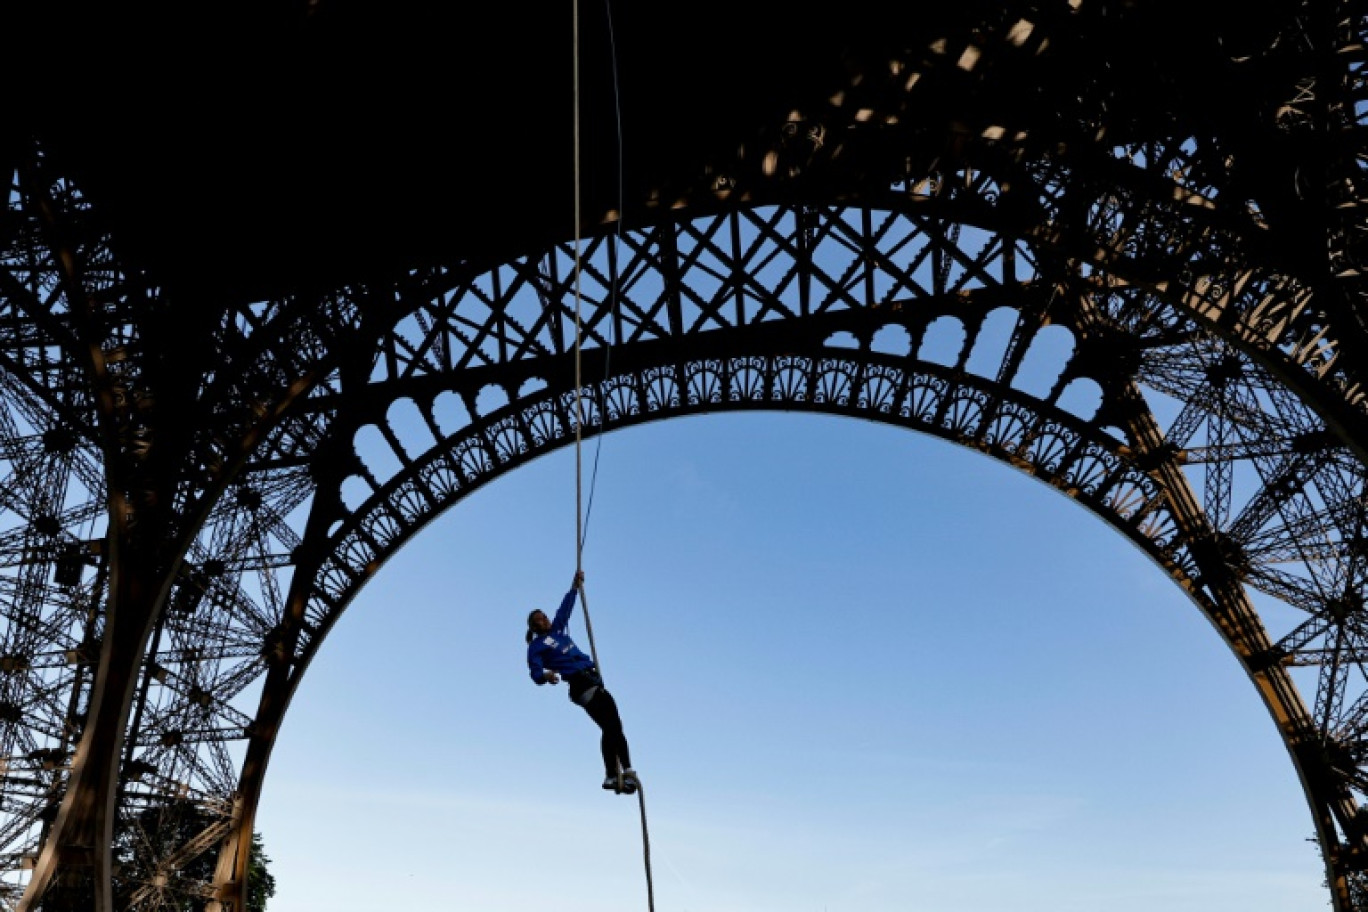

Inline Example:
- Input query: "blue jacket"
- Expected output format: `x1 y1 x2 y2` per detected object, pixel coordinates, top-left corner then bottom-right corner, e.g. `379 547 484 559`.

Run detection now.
527 588 595 684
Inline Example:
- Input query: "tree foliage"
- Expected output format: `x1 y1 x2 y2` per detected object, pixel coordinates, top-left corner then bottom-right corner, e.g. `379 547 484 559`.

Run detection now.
110 799 275 911
35 798 275 911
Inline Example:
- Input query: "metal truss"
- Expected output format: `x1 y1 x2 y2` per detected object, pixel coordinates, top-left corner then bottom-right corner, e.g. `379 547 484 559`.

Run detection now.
0 2 1365 911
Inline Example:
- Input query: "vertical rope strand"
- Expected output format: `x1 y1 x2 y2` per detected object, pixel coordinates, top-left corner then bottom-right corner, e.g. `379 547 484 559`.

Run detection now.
571 0 602 677
576 0 623 553
572 0 584 578
572 8 653 910
637 780 656 912
578 584 601 677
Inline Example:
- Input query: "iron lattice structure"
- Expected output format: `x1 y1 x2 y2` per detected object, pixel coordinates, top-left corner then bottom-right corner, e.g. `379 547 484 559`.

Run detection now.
0 0 1366 909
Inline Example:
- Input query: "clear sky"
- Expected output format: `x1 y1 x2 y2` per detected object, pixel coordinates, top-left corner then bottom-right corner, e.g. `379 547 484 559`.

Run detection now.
253 410 1328 912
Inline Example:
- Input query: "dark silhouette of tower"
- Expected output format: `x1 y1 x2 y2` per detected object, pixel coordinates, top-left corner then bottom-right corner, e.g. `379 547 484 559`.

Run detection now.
0 1 1365 909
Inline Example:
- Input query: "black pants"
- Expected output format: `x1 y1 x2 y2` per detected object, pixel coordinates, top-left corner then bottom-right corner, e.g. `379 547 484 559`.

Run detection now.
568 669 632 777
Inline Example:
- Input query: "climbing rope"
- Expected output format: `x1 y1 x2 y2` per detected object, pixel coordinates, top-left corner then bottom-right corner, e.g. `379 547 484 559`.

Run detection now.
570 0 624 566
576 578 603 676
636 779 656 910
570 0 626 675
571 2 656 911
574 0 624 556
571 0 585 576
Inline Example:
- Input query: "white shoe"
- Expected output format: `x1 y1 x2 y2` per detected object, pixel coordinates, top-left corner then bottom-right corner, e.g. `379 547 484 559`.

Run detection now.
601 771 639 794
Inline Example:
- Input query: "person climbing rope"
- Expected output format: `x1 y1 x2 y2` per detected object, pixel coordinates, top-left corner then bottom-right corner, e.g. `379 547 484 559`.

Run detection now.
526 569 639 794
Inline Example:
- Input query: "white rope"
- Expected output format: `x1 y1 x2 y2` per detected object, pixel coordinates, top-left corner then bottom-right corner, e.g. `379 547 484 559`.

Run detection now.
572 0 585 579
636 776 656 911
571 0 602 678
576 582 602 677
571 4 655 911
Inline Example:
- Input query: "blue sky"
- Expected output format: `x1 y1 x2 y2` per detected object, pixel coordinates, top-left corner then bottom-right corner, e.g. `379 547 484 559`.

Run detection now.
254 411 1327 911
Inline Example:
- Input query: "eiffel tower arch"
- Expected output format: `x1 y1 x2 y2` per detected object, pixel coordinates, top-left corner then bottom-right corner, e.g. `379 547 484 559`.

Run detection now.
0 1 1365 910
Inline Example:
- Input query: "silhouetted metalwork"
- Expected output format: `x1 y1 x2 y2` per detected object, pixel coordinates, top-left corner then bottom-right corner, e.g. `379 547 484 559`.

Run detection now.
0 1 1365 910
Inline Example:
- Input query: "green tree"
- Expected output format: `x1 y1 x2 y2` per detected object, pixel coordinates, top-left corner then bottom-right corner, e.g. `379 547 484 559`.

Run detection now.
246 831 276 912
107 800 275 911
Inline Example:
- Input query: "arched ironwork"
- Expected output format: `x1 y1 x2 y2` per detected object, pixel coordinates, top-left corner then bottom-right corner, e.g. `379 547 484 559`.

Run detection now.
103 202 1368 910
0 3 1363 908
